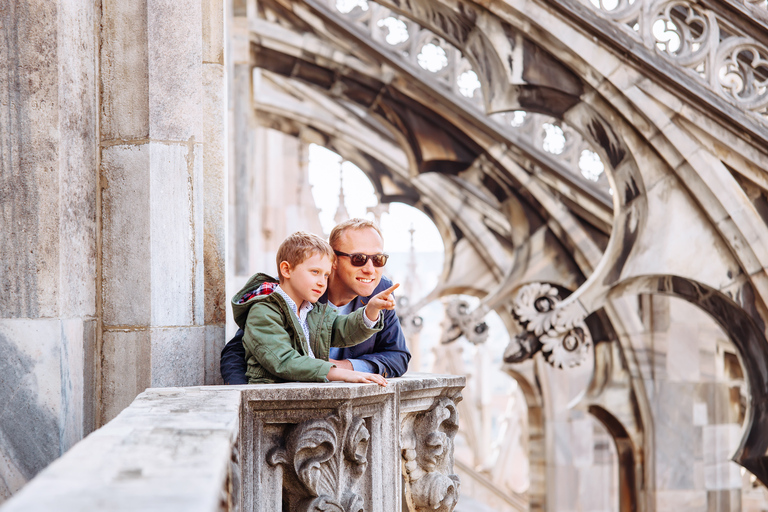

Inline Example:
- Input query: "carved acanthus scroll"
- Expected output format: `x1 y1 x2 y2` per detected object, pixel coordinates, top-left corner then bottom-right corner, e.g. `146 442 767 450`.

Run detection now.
509 282 592 368
268 405 370 511
401 398 461 512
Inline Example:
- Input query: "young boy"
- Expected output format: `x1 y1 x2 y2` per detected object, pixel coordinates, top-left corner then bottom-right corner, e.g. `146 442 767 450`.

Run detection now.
231 231 398 386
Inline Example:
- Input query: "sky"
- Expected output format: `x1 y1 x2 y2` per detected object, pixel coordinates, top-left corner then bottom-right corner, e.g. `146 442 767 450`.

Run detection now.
307 144 445 254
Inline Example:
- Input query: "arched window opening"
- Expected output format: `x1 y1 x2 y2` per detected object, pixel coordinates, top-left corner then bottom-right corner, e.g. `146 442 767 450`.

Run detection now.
307 142 445 299
430 295 530 508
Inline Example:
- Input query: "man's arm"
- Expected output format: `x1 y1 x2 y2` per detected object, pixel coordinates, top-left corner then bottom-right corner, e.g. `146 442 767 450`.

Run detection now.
351 307 411 377
220 329 249 385
328 277 412 377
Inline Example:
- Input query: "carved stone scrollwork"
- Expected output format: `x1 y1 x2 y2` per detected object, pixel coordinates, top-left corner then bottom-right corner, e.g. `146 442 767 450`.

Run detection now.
401 398 461 512
267 405 370 511
509 282 592 369
440 298 489 345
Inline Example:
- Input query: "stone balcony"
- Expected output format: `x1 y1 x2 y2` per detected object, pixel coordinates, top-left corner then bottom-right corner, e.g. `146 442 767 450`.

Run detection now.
0 374 465 512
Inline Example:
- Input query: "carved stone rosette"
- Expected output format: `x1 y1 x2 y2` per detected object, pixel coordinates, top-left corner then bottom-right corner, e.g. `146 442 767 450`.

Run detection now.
510 282 592 368
401 398 461 512
267 405 370 512
440 298 489 345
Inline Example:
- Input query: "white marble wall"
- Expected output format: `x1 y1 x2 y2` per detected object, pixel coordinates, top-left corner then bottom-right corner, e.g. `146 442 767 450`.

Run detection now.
99 0 226 422
0 0 98 501
0 0 227 501
651 297 744 511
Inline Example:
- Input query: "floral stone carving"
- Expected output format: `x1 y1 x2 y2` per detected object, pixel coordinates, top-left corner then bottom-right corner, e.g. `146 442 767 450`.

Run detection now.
401 398 461 512
441 298 489 345
267 405 370 511
508 282 592 368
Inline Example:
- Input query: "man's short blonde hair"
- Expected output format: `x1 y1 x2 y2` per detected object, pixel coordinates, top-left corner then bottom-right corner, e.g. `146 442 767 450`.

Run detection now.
328 218 384 250
276 231 334 281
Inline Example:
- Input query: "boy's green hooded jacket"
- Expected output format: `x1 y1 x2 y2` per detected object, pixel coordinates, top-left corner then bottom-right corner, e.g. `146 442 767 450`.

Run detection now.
231 273 383 384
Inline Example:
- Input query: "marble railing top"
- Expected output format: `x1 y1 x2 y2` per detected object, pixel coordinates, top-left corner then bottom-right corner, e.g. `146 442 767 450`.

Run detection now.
0 374 465 512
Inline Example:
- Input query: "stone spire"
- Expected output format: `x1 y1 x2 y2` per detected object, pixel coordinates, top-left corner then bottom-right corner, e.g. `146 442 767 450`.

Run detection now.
405 223 418 300
366 202 389 226
333 169 349 224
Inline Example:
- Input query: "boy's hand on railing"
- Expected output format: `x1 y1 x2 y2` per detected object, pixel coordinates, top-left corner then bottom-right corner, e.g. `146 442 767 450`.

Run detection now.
327 367 388 387
364 283 399 322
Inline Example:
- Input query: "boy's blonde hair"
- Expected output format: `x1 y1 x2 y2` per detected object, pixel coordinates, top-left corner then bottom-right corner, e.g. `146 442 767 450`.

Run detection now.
276 231 335 281
328 218 384 250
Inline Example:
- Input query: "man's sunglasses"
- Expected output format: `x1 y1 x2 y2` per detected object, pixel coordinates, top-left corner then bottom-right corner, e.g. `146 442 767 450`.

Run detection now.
334 250 389 267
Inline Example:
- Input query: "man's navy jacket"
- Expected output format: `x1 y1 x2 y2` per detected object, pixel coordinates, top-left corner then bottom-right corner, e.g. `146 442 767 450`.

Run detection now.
220 276 411 384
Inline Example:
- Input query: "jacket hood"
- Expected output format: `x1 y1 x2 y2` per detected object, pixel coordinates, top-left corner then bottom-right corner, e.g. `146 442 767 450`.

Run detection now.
231 273 279 328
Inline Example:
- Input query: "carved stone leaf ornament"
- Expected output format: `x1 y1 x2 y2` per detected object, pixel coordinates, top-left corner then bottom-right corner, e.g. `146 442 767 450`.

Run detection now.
401 398 461 512
268 406 370 512
511 283 592 368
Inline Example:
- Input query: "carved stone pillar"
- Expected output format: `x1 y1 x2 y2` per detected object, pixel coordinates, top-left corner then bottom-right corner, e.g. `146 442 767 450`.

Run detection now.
268 405 370 511
240 375 465 512
241 383 400 512
399 375 465 512
401 398 461 512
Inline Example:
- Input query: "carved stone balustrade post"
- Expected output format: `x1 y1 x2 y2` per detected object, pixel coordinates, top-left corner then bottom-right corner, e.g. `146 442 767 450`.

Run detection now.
399 375 464 512
240 374 465 512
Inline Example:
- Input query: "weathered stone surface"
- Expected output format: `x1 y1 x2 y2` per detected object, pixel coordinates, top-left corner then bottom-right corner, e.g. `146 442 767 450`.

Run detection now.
0 387 241 512
0 317 96 500
150 326 206 388
0 377 464 512
148 142 204 326
101 330 152 424
0 1 58 319
58 0 99 319
101 144 153 327
147 0 203 142
100 0 150 140
203 63 228 326
0 321 62 488
204 325 226 386
102 141 204 328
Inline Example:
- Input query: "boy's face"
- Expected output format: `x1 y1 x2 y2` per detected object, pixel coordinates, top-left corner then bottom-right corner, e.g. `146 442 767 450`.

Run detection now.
280 252 333 305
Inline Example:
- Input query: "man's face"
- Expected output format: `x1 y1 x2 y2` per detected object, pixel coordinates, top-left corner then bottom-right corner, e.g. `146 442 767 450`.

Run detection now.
331 227 385 300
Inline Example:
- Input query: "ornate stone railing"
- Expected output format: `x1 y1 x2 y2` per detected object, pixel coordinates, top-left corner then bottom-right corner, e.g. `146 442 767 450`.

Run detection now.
576 0 768 119
317 0 612 198
0 374 465 512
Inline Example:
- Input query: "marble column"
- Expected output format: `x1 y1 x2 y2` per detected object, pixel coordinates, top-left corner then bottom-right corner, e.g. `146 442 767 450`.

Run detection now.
0 0 99 501
202 0 228 385
99 0 209 422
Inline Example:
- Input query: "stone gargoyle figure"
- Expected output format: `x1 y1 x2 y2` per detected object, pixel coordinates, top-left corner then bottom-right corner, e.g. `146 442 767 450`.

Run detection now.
401 397 461 512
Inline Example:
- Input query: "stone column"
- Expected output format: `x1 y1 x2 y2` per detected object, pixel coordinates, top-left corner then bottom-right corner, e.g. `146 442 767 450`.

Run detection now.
202 0 228 384
0 0 98 500
226 6 259 337
100 0 208 422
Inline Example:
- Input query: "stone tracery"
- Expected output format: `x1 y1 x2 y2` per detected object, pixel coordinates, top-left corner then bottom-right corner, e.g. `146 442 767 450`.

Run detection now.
580 0 768 117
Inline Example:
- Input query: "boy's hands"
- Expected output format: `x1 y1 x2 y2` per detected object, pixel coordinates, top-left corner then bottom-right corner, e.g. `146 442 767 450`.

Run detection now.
364 283 399 322
327 367 388 387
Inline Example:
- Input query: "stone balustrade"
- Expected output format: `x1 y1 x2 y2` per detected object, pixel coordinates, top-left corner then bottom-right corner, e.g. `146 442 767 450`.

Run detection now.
0 373 465 512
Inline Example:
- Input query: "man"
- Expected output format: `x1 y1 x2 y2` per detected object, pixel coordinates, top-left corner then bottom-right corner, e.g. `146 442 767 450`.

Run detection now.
220 218 411 384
